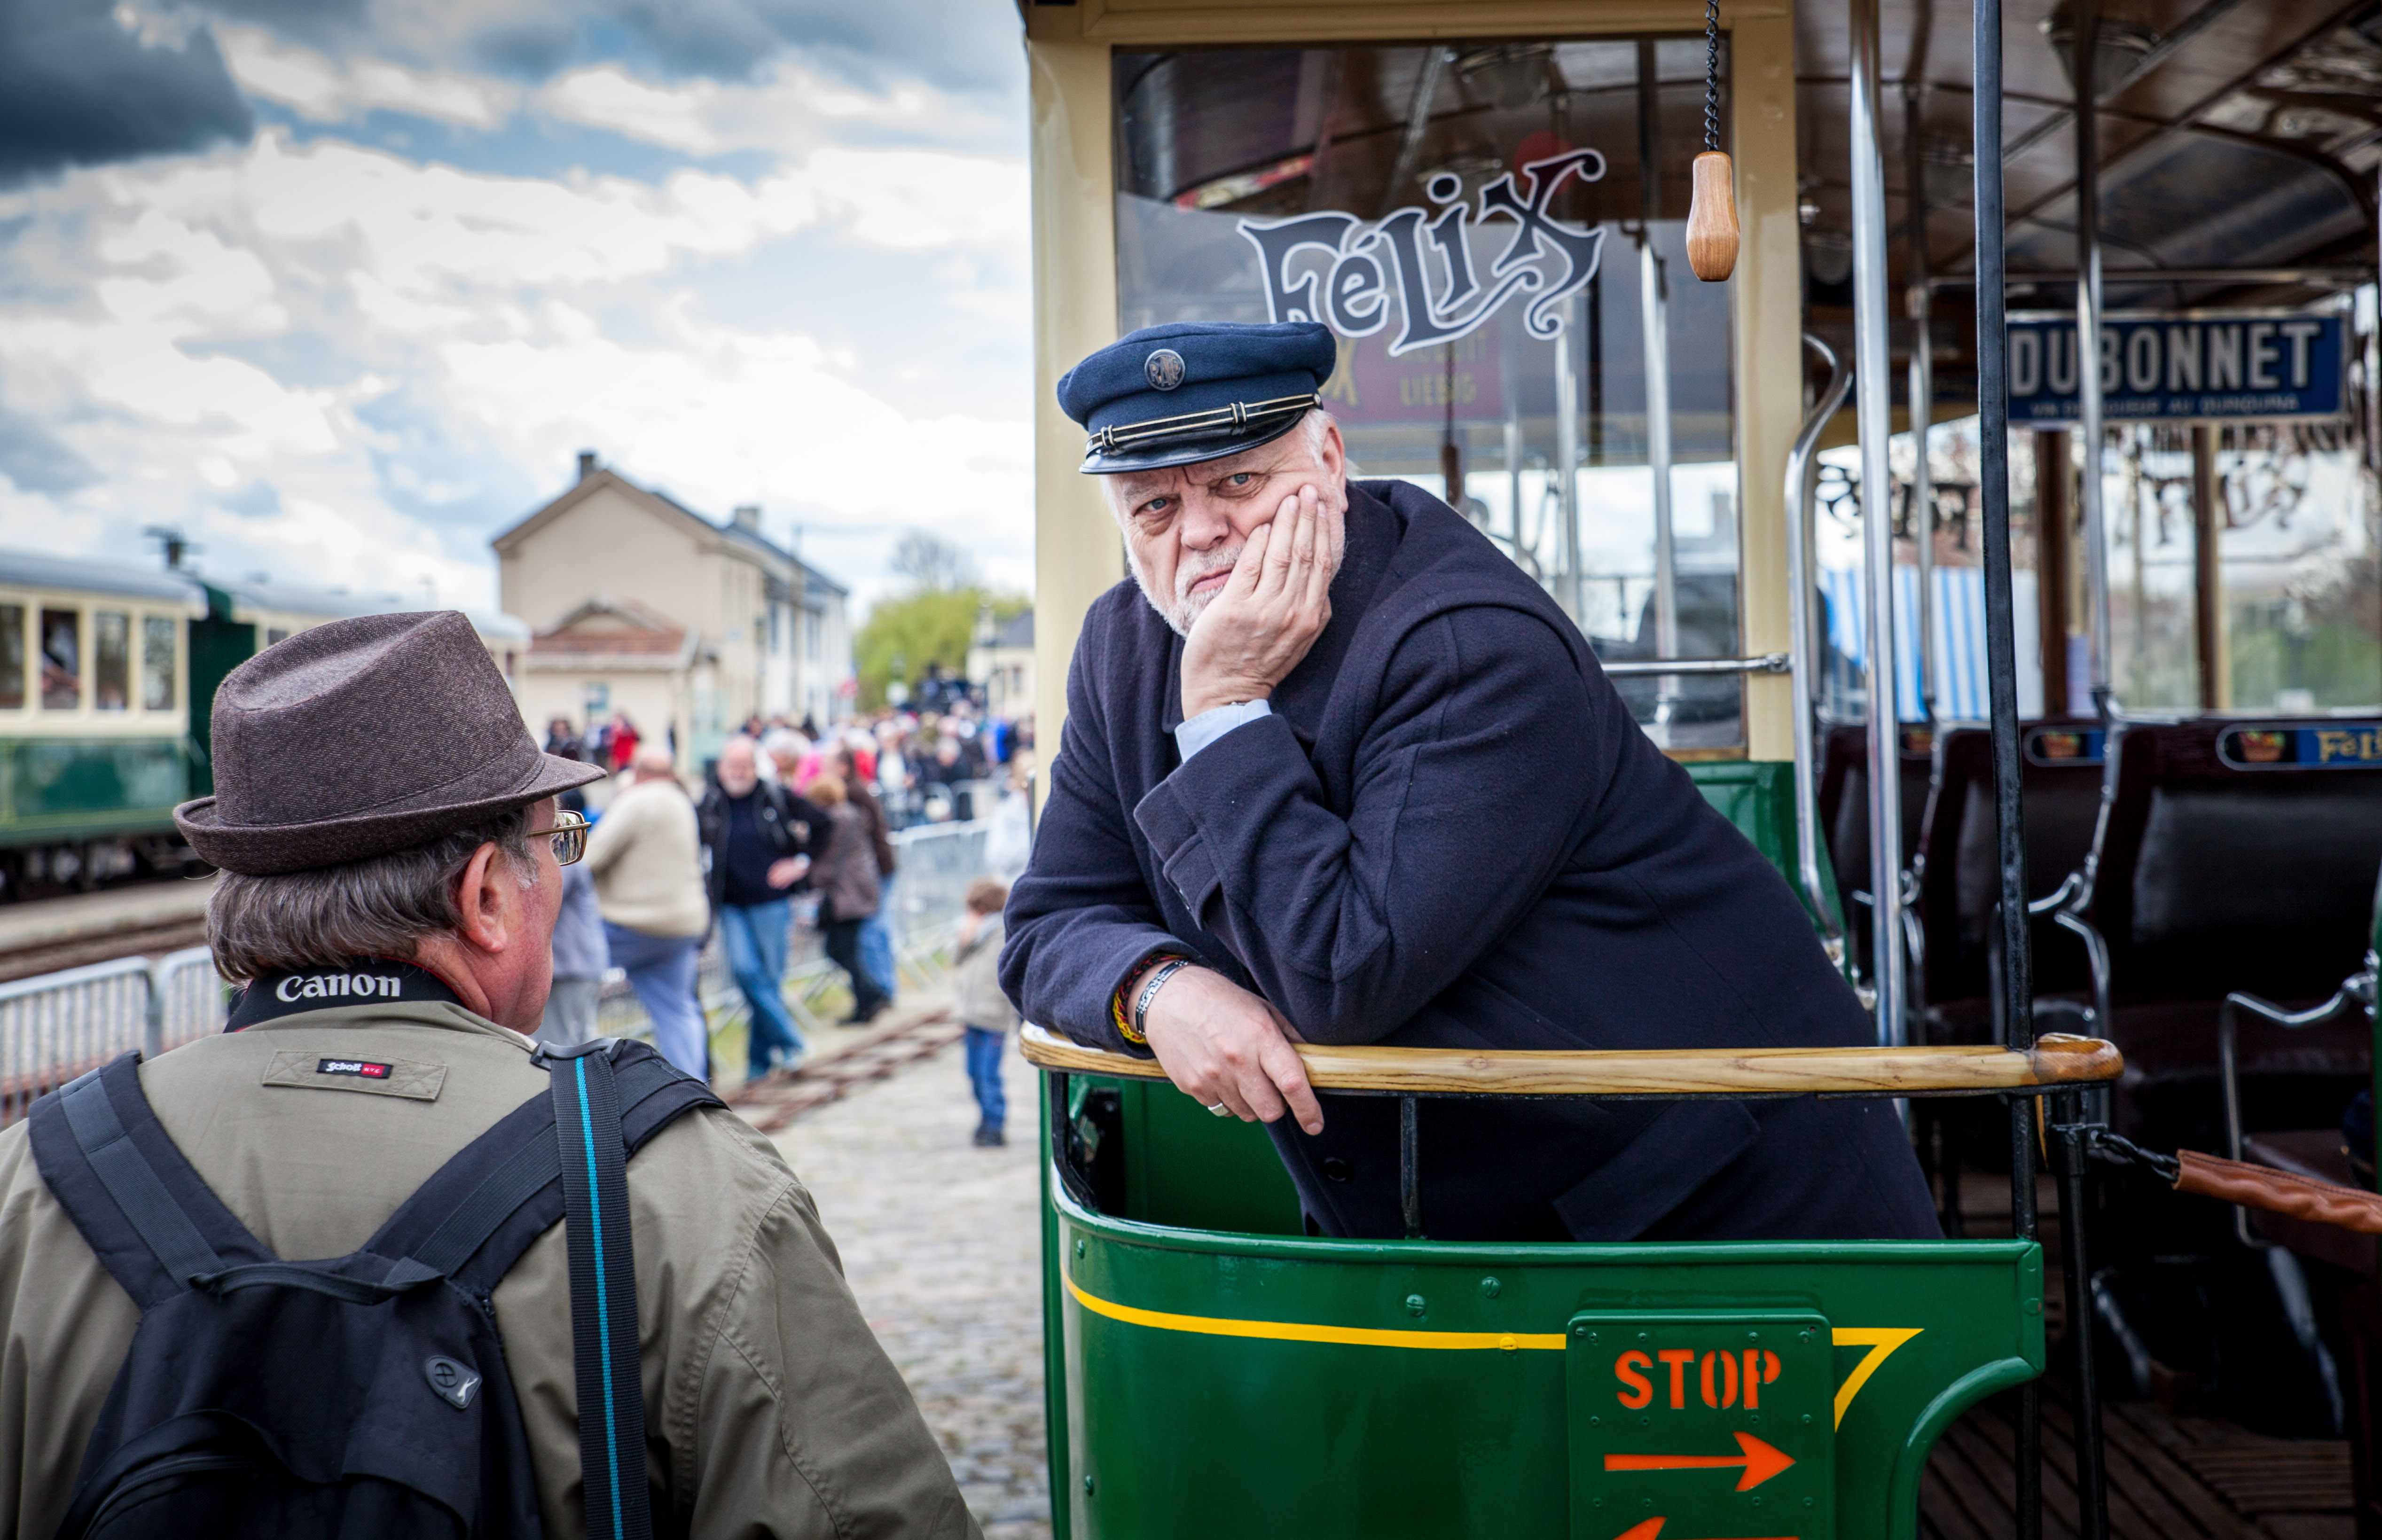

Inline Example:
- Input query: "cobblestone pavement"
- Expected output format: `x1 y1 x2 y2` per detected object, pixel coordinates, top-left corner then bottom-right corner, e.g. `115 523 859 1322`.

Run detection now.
767 1025 1051 1539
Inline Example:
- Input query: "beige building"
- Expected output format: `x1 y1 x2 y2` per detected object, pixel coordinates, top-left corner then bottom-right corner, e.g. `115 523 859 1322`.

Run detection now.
966 606 1034 726
491 453 852 767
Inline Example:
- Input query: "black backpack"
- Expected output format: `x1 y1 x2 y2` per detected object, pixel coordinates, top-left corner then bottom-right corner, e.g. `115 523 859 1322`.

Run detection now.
28 1038 720 1540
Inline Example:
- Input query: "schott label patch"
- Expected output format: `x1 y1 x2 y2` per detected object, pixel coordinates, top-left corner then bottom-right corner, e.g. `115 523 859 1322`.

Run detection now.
263 1050 445 1102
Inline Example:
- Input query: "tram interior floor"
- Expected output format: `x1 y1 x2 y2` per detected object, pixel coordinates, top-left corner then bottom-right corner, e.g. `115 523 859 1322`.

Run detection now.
1922 1171 2359 1540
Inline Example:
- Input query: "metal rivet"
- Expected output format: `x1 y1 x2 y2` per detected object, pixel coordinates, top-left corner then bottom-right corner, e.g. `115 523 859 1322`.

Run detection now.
1804 1498 1815 1508
1073 1240 1085 1259
1405 1294 1426 1316
1748 1330 1760 1341
1640 1416 1651 1427
1802 1414 1814 1424
1083 1476 1095 1494
1574 1324 1589 1337
1480 1276 1501 1299
1752 1498 1762 1508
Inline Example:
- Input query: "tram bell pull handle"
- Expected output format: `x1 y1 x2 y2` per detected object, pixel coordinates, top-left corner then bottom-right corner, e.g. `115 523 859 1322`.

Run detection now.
1686 151 1738 282
1685 0 1737 282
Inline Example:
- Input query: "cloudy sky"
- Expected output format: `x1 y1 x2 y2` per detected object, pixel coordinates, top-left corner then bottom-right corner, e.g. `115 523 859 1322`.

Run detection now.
0 0 1031 618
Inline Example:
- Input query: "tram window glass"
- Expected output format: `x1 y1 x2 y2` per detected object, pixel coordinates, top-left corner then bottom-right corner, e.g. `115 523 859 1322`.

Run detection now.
94 611 130 711
0 605 22 711
142 616 175 711
1111 38 1742 750
39 608 78 710
2109 422 2381 712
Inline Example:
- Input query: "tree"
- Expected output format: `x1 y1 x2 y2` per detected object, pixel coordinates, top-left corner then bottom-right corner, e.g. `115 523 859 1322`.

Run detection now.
889 530 979 593
855 586 1027 710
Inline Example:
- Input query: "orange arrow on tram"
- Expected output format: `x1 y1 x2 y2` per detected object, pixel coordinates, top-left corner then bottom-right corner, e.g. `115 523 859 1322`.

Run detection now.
1602 1431 1797 1491
1611 1521 1798 1540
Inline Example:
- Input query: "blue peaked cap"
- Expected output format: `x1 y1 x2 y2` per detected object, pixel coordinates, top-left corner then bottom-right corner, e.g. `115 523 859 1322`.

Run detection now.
1057 321 1339 473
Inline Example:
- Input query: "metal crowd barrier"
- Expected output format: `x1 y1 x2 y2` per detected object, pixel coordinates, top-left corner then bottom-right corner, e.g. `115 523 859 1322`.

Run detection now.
0 822 1005 1115
0 946 226 1127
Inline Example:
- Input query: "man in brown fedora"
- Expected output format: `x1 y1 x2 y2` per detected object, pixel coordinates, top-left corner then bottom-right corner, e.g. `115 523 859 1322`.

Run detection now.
0 612 976 1538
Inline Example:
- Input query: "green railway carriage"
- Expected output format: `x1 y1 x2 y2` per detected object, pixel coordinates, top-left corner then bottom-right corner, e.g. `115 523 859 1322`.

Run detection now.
1015 0 2382 1533
0 553 531 899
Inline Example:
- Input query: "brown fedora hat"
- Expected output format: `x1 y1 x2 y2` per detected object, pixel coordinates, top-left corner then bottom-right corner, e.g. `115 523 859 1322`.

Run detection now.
175 611 604 876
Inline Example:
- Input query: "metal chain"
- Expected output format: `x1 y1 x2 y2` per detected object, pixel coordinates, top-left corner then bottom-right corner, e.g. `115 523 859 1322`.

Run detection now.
1703 0 1722 154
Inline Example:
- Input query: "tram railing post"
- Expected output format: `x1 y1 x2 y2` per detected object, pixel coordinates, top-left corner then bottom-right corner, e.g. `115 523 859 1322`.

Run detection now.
2052 1093 2111 1540
1972 0 2054 1531
1399 1095 1423 1240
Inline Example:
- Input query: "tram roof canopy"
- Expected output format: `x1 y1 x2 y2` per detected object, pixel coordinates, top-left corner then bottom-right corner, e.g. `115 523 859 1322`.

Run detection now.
1800 0 2381 309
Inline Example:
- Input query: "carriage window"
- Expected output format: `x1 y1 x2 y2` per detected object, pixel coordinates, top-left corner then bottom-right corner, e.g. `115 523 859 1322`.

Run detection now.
0 606 22 710
94 611 130 711
40 609 79 710
142 617 175 711
1113 37 1740 750
266 627 290 647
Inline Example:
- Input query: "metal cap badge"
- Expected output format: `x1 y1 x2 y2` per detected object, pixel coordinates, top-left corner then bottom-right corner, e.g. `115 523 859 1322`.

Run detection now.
1144 349 1186 391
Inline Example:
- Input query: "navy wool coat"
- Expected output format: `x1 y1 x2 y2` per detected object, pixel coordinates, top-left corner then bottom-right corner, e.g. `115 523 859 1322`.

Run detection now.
1001 479 1937 1243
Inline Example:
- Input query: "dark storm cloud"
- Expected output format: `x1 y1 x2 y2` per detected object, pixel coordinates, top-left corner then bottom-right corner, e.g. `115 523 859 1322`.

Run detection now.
0 405 97 494
0 0 254 186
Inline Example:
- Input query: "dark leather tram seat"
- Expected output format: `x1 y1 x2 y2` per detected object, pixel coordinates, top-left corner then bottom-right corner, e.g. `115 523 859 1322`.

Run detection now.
1912 722 2109 1041
1817 720 1935 981
2076 719 2382 1151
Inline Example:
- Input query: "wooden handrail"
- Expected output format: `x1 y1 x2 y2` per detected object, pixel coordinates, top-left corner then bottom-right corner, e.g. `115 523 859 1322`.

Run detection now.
1018 1024 2123 1098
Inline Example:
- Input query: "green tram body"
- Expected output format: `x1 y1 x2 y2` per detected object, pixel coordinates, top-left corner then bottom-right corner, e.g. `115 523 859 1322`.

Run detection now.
1034 769 2060 1540
0 552 526 898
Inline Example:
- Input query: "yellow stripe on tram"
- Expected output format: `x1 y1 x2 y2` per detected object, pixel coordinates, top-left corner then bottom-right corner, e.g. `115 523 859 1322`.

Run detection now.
1065 1272 1567 1352
1065 1272 1928 1424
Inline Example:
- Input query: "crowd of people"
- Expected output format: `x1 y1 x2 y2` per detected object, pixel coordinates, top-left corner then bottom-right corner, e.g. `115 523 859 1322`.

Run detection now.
532 698 1034 1143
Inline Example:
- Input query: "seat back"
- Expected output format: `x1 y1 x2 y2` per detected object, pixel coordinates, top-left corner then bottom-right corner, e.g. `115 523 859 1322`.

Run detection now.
2089 719 2382 1005
1818 721 1934 976
1915 723 2108 1006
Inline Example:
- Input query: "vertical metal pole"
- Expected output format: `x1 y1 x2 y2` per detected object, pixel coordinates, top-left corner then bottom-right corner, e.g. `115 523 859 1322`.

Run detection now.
1638 42 1681 731
2073 0 2113 719
2191 424 2222 710
2054 1101 2112 1540
1788 336 1854 963
1975 4 2042 1531
1556 295 1584 623
1850 0 1907 1048
1906 85 1938 721
1399 1095 1424 1239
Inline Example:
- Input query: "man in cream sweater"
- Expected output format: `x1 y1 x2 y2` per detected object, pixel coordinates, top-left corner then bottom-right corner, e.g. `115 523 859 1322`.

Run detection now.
585 745 713 1076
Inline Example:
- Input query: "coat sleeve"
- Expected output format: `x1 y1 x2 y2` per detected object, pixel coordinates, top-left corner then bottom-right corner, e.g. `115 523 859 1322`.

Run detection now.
1129 604 1601 1046
998 630 1182 1052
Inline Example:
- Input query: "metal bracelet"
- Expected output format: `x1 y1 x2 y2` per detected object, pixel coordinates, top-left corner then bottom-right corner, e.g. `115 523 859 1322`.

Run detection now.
1132 959 1193 1040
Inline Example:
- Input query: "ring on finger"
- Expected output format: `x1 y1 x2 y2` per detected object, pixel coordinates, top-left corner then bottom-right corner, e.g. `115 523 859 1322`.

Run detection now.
1205 1101 1233 1118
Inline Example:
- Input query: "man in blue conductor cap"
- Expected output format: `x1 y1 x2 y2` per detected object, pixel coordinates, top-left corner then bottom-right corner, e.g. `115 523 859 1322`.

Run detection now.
999 320 1937 1243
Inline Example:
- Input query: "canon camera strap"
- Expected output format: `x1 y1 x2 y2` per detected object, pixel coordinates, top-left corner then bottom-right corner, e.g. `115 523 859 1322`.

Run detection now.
226 959 460 1030
545 1039 655 1540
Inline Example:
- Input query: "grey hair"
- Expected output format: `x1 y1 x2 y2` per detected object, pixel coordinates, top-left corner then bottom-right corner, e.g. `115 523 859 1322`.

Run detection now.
207 807 542 984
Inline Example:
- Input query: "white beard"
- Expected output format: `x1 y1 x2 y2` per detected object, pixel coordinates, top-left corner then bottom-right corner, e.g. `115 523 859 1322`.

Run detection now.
1126 542 1243 639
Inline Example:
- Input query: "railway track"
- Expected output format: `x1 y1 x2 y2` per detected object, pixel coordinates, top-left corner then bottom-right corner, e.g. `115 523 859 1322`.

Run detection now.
0 917 211 984
727 1008 967 1134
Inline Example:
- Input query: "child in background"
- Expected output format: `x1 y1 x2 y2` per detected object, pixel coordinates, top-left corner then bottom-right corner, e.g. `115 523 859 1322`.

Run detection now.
953 877 1020 1147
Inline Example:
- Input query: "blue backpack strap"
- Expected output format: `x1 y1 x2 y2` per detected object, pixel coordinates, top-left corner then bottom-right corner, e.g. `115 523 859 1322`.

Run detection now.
548 1038 657 1540
27 1053 273 1308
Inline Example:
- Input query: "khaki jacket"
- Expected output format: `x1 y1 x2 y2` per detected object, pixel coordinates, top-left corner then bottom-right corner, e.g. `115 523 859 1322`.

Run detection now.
586 777 711 938
0 1003 979 1540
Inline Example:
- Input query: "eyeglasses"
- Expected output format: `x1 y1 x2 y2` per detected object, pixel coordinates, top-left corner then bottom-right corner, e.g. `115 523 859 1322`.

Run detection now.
527 808 588 867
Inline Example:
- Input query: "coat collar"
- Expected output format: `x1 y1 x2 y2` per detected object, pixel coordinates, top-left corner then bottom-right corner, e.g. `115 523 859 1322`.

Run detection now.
1156 479 1405 738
